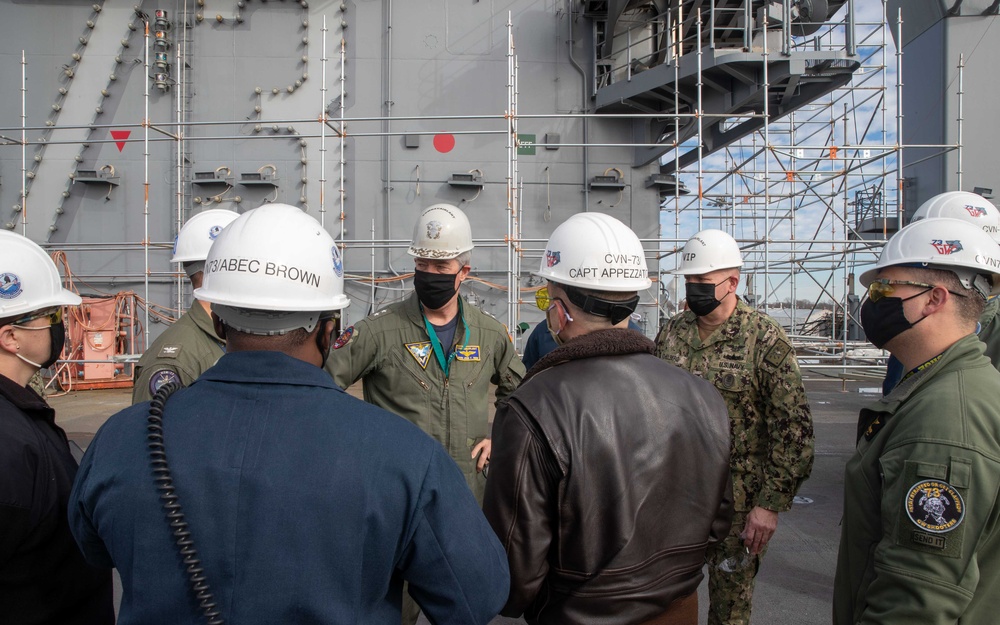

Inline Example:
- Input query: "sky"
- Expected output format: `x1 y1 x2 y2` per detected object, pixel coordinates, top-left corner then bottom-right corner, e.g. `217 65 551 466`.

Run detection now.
657 0 899 310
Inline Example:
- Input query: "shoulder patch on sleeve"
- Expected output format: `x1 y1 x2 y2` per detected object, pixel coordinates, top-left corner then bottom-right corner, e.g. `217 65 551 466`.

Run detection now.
764 340 792 367
333 325 355 349
148 369 182 396
158 344 183 359
898 478 967 558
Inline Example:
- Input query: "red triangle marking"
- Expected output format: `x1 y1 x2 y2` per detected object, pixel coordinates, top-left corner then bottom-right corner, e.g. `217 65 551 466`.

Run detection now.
110 130 131 152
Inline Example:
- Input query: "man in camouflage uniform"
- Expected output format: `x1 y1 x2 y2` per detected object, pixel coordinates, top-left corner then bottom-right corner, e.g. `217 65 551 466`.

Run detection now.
132 210 237 404
328 203 524 625
654 229 814 625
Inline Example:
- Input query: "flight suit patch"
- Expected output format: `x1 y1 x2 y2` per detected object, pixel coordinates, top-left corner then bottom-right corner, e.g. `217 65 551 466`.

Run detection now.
333 326 354 349
455 345 481 361
405 341 433 369
148 369 181 396
905 479 965 533
764 340 791 367
158 344 182 358
898 463 966 558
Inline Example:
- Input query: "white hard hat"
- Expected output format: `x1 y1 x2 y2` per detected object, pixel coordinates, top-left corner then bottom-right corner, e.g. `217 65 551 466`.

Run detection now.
535 212 651 292
673 229 743 275
171 209 240 263
912 191 1000 244
407 203 474 260
860 217 1000 298
195 204 350 326
0 231 82 319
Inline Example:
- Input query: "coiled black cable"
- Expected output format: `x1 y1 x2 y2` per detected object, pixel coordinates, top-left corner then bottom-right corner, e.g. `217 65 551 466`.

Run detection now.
147 381 225 625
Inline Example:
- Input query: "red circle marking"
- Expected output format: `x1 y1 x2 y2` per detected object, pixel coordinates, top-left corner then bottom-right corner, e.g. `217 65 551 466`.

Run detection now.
433 134 455 153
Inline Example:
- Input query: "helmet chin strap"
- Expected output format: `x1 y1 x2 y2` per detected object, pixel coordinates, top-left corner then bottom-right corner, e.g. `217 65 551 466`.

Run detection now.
561 285 640 325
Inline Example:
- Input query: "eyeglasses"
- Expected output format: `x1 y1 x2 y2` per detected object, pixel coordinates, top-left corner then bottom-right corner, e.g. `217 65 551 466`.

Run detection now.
11 307 63 327
866 279 936 302
535 287 550 311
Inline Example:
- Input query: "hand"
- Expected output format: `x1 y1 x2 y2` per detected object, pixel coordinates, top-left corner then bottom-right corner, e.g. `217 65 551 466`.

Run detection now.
741 506 779 555
472 438 492 473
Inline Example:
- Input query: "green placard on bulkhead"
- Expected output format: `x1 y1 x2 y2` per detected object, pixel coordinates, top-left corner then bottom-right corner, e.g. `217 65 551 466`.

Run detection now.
517 134 536 156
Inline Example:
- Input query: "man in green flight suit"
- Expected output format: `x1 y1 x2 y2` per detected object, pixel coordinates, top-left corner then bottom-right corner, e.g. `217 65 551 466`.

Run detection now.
132 209 238 403
654 229 814 625
834 216 1000 624
914 191 1000 368
328 203 525 625
883 191 1000 393
328 203 525 498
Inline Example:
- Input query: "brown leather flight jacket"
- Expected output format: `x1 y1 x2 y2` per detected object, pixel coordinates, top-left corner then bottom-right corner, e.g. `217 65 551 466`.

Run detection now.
483 328 734 625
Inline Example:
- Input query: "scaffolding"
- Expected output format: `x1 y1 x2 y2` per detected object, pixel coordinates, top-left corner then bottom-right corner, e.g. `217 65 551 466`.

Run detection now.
654 3 956 385
0 1 968 385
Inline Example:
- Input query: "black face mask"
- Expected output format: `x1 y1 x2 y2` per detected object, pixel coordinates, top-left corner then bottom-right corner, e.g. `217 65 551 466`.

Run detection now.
686 280 729 317
860 290 930 349
20 323 66 370
414 269 459 310
43 323 66 369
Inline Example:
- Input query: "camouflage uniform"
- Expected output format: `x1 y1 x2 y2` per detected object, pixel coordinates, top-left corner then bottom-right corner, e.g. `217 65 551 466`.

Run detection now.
654 299 814 625
27 371 46 397
132 302 225 404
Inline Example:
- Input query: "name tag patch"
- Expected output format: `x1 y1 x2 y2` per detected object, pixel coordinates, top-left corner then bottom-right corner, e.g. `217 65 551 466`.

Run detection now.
455 345 481 361
405 341 433 369
910 531 946 550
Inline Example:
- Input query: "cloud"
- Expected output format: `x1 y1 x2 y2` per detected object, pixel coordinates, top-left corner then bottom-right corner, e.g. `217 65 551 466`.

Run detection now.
658 7 897 305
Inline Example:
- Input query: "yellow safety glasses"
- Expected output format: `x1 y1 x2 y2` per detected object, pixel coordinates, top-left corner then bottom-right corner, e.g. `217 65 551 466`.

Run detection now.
866 279 935 303
535 287 550 311
12 307 63 326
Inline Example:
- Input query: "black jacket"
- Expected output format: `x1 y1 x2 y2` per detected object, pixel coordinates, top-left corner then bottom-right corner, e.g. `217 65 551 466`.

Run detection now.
0 374 113 625
483 328 733 625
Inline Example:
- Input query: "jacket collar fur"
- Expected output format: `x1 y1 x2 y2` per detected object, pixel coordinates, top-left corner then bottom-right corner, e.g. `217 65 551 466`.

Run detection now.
524 327 654 384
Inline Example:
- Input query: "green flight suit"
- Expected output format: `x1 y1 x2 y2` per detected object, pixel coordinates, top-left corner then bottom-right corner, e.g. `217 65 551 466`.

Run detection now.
327 293 525 503
834 334 1000 625
654 299 814 625
132 302 224 404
